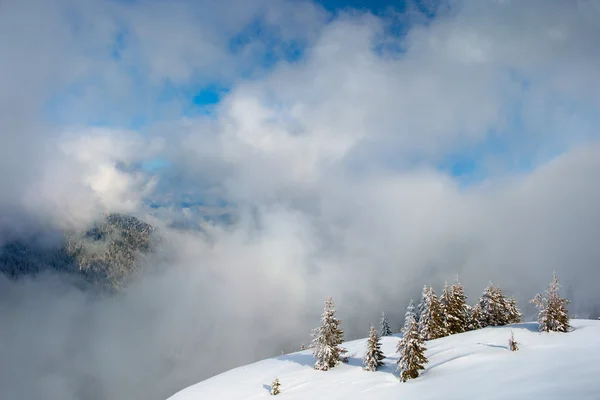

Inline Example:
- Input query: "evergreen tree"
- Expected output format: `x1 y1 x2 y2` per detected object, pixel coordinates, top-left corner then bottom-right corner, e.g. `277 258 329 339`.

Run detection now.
440 281 452 329
311 297 347 370
416 285 428 322
396 301 428 382
270 378 280 395
470 303 482 330
476 282 493 327
418 286 446 340
442 278 470 334
494 286 510 325
476 282 503 327
380 312 393 337
464 303 475 331
530 273 570 333
363 326 385 371
478 282 497 328
590 305 600 320
406 298 416 320
506 296 522 324
475 282 522 327
452 280 471 332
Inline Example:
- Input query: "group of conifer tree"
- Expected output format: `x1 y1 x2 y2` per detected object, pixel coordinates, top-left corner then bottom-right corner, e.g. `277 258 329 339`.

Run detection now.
385 278 524 381
301 273 570 390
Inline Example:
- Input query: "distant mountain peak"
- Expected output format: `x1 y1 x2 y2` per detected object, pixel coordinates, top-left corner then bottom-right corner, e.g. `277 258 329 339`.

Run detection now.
0 213 158 291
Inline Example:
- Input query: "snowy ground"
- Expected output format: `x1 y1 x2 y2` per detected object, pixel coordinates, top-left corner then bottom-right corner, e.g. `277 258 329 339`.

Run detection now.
167 320 600 399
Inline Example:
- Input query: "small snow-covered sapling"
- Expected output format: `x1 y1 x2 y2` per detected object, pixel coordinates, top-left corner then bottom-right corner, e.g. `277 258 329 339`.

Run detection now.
508 331 519 351
270 378 280 395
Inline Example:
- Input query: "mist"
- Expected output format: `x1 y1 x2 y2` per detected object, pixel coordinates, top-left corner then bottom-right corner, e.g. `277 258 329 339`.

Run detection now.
1 0 600 399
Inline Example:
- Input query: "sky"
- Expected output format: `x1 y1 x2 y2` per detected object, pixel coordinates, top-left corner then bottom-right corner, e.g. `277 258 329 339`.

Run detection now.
1 0 600 399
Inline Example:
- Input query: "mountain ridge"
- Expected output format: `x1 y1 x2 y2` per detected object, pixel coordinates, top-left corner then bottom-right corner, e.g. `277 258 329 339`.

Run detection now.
0 213 158 290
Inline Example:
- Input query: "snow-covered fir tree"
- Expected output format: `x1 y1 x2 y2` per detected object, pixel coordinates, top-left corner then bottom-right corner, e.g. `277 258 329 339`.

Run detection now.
470 303 482 330
396 300 428 382
416 285 428 322
495 286 510 325
464 303 475 331
380 312 393 337
590 305 600 320
311 297 347 370
451 279 471 332
474 282 522 327
506 296 522 324
418 286 446 340
440 282 452 323
531 273 570 333
476 282 503 327
270 378 280 395
441 279 470 335
404 298 416 325
363 326 385 371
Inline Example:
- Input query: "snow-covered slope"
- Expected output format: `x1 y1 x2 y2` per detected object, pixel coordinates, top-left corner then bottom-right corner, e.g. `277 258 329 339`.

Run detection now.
167 320 600 399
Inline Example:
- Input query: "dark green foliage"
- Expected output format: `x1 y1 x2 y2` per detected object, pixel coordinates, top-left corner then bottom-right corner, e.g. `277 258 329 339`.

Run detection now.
0 241 76 277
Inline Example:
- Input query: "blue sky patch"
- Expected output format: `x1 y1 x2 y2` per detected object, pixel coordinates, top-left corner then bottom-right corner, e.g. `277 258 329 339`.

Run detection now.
140 158 172 173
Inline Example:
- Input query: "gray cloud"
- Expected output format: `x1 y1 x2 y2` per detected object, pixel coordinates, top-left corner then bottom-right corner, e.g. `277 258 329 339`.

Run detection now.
1 0 600 399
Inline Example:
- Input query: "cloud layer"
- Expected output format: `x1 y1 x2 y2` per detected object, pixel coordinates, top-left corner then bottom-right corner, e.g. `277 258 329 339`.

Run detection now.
1 0 600 399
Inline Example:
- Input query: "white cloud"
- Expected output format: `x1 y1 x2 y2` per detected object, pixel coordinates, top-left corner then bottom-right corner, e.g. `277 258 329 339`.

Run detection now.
20 128 159 230
1 0 600 399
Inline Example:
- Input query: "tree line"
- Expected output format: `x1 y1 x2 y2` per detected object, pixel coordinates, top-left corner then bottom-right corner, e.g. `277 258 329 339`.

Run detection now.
302 272 570 388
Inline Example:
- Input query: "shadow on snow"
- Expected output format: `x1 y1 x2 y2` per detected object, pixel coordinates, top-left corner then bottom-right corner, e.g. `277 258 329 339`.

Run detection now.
485 322 539 333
